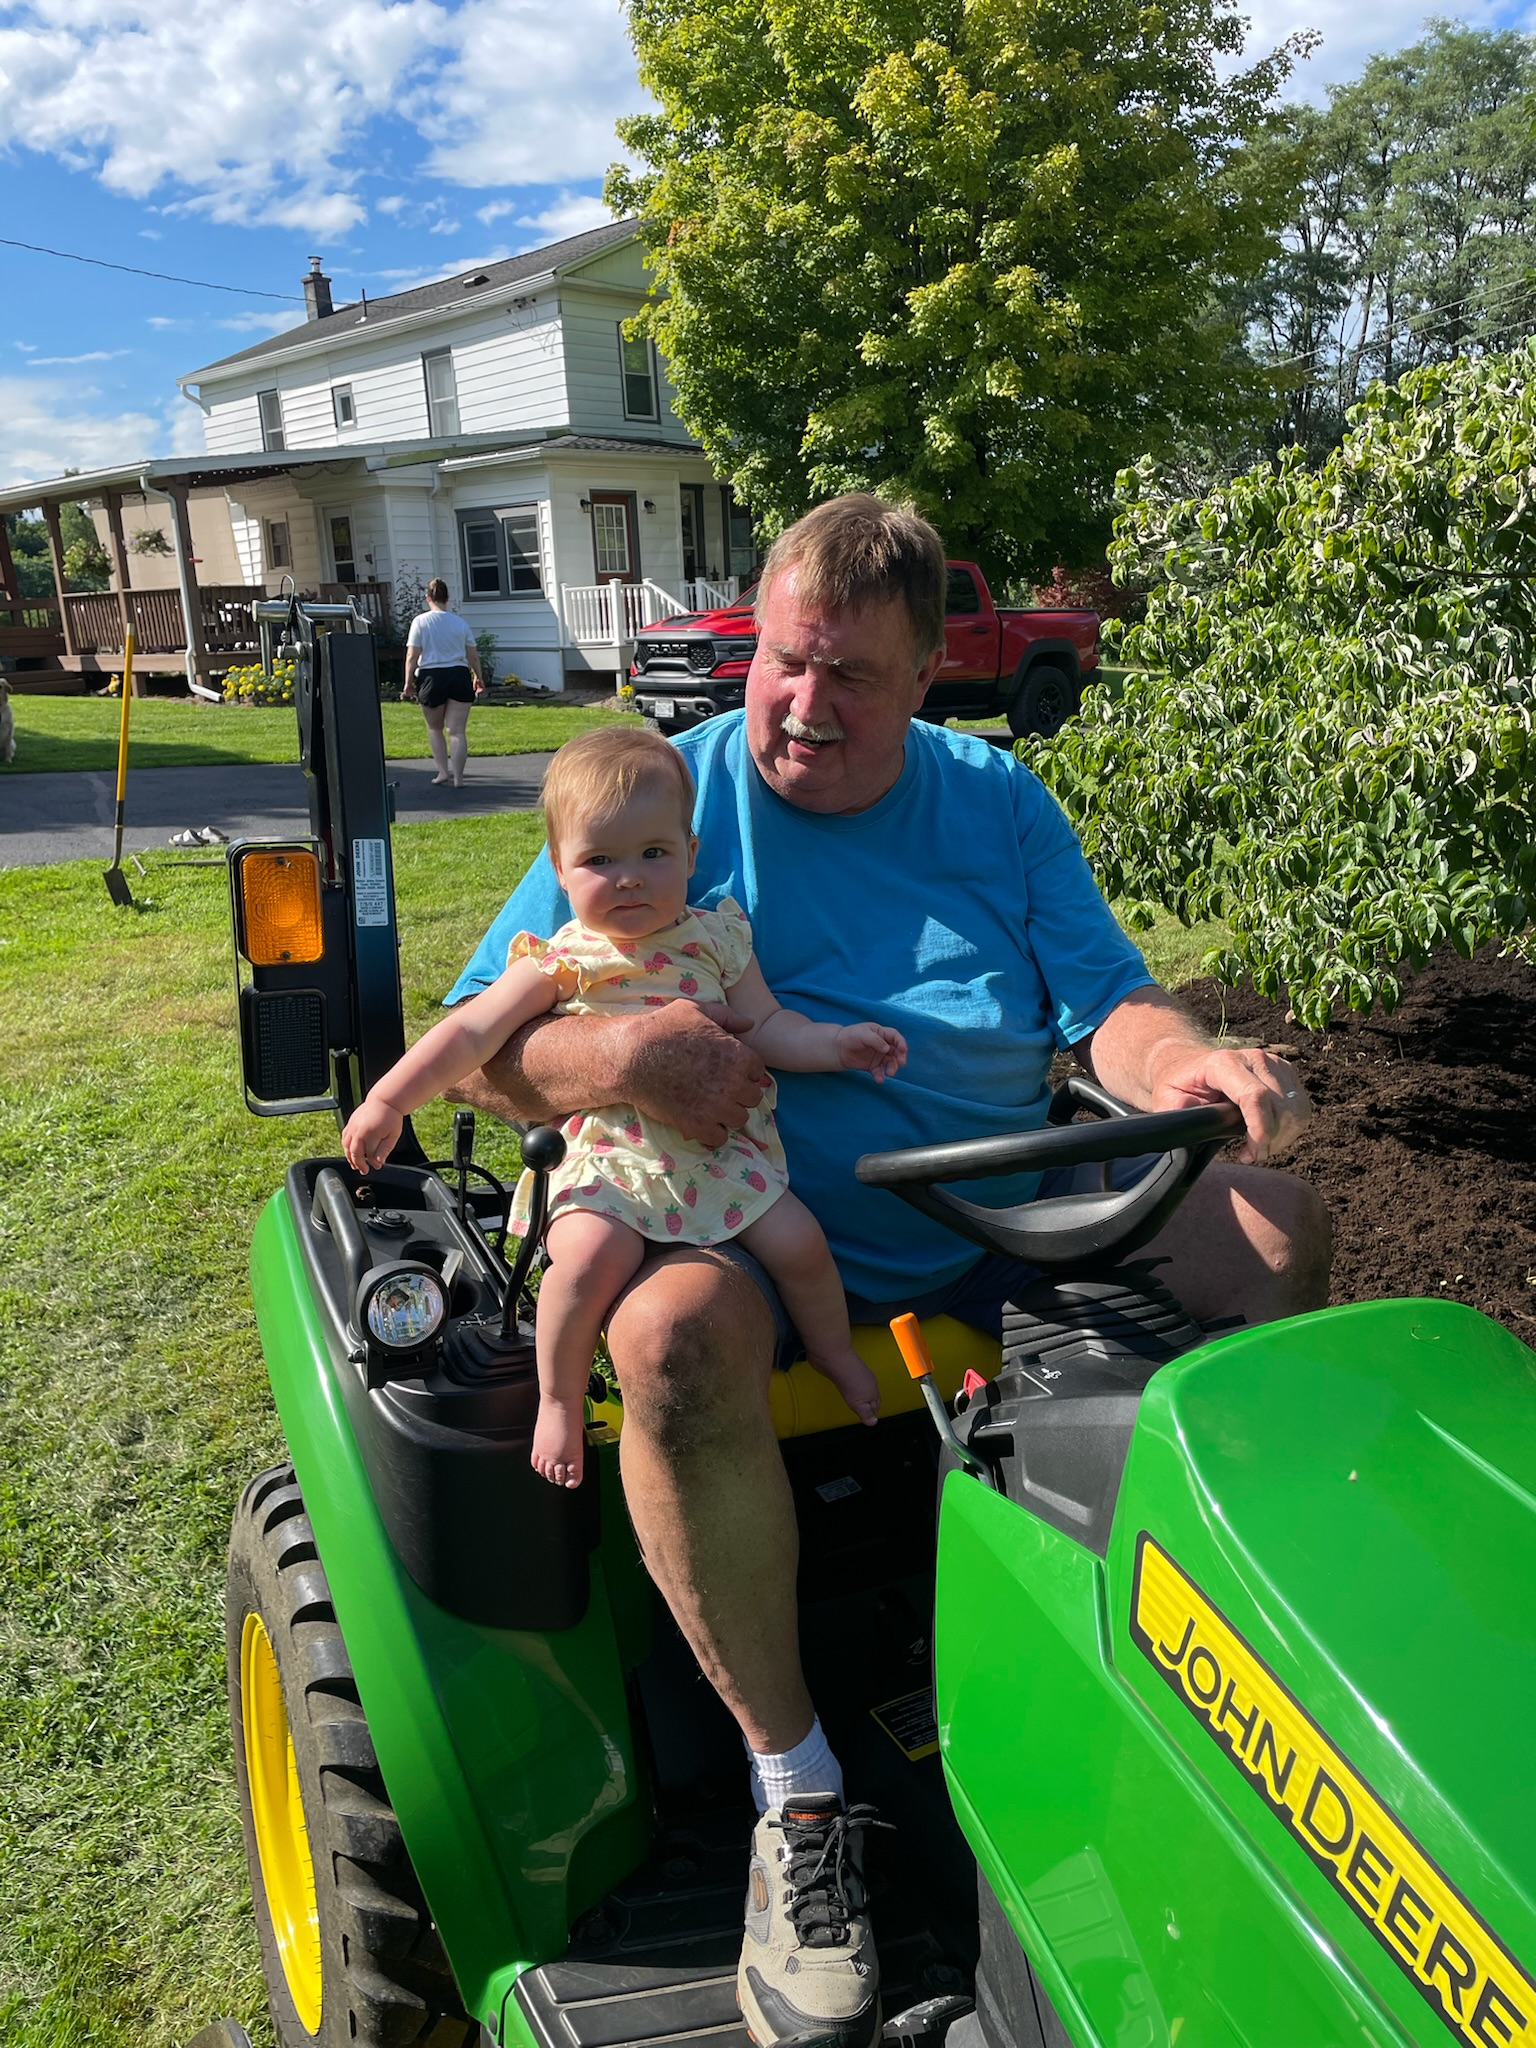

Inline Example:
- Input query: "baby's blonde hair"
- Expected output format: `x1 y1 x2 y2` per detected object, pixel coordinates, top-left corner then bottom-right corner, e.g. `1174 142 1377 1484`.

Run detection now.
541 726 696 857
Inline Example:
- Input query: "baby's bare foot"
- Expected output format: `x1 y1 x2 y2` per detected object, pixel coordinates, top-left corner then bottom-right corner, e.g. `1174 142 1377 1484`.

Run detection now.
531 1399 585 1488
807 1348 882 1427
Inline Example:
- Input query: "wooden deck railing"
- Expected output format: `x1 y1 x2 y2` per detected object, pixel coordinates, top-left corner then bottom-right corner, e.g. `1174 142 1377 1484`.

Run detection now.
3 580 391 665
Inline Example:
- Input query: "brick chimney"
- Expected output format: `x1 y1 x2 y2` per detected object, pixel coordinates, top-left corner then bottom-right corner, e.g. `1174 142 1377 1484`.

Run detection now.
303 256 334 321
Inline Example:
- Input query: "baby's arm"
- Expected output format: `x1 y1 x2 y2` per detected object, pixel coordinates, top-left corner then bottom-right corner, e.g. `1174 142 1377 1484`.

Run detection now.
343 957 566 1170
724 954 906 1081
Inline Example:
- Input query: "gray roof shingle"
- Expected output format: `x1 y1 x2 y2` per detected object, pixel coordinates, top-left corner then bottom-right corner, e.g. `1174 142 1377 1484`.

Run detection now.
184 218 638 380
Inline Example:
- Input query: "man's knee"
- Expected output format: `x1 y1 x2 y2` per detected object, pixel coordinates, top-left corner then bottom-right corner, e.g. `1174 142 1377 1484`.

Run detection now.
607 1254 775 1455
1223 1164 1333 1309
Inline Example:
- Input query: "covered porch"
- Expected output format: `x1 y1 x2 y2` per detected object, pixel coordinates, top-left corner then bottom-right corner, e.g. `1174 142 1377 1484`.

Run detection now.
0 452 388 693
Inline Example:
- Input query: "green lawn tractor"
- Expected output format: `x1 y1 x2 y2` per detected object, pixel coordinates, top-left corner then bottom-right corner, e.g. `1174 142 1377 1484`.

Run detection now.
209 603 1536 2048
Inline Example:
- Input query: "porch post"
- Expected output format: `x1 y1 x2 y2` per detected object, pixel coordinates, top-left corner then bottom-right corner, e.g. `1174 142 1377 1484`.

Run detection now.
103 490 140 694
42 499 78 658
0 510 17 602
164 482 208 690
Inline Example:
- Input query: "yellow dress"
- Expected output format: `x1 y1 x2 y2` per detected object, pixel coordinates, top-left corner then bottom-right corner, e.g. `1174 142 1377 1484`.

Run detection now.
506 897 789 1247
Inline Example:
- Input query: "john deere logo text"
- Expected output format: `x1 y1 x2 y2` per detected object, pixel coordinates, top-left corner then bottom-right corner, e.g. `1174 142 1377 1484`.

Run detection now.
1131 1532 1534 2048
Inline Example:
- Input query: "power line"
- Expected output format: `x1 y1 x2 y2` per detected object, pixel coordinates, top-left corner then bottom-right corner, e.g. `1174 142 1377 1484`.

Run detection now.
0 235 303 302
1264 267 1536 375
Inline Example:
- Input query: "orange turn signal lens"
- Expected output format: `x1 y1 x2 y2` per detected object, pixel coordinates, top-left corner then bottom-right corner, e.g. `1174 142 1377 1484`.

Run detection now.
890 1312 936 1382
239 848 324 965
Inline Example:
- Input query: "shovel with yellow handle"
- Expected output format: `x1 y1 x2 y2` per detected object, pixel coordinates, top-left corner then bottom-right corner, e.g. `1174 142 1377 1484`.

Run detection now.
103 626 136 907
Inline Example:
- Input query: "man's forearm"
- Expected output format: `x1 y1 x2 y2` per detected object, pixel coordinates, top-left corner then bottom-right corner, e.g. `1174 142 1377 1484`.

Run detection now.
447 1012 632 1126
1082 986 1212 1107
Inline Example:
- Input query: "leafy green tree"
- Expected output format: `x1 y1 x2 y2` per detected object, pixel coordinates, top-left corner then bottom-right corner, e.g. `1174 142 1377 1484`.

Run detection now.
1244 24 1536 465
1029 342 1536 1027
608 0 1306 581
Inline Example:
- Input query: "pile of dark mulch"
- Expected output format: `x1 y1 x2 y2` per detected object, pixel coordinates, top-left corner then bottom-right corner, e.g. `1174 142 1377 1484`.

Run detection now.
1178 946 1536 1340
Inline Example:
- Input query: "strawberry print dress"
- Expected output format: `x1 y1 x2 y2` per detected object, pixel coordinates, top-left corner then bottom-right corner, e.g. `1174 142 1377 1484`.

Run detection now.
506 897 789 1247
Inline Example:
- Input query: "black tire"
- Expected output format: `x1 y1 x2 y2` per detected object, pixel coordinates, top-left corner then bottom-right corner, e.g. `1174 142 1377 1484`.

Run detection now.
227 1465 477 2048
1006 662 1078 739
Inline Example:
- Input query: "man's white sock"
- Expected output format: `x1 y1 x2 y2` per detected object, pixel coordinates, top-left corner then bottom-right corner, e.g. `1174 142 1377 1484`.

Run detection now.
748 1715 844 1816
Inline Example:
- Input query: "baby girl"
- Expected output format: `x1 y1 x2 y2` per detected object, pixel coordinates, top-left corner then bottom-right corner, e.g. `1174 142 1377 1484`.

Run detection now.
342 727 904 1487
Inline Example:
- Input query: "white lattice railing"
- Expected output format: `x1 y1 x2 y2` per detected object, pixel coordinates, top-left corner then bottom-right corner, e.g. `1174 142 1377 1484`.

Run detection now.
560 579 693 644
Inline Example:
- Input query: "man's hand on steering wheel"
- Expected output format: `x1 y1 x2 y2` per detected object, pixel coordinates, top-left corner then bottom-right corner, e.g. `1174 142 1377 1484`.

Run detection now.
1148 1043 1311 1166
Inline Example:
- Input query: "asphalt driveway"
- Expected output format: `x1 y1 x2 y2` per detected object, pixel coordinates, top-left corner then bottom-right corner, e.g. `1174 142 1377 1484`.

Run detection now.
0 752 555 867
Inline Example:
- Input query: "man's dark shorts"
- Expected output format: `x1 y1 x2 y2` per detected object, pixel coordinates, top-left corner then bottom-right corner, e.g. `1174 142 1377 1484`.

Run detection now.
718 1155 1158 1371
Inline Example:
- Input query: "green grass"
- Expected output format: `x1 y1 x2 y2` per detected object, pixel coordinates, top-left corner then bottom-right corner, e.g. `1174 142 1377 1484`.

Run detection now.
0 824 1223 2043
1 697 637 774
0 818 542 2047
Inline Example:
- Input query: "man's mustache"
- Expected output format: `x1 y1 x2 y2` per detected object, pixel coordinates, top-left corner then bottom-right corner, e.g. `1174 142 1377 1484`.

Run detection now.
781 711 847 744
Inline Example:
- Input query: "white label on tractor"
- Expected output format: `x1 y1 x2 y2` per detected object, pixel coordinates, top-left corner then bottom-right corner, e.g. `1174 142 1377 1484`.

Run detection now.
353 838 389 926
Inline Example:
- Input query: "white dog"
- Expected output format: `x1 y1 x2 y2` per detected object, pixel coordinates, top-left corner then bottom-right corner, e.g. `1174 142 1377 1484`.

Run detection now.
0 678 14 766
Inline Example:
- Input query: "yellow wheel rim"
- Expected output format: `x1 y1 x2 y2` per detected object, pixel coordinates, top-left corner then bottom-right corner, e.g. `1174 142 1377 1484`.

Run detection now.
242 1609 323 2033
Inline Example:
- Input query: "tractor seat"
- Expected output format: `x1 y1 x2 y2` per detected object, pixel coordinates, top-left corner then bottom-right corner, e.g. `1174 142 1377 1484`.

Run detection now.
590 1315 1001 1442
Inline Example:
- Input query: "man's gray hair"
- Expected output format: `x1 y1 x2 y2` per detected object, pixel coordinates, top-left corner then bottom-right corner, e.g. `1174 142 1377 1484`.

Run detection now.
755 495 948 663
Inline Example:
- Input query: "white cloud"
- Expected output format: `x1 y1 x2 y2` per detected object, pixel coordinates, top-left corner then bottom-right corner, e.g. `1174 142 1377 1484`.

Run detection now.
138 226 161 239
1242 0 1519 95
428 217 462 235
13 341 36 352
477 199 515 226
0 373 166 488
27 348 130 365
377 194 408 216
421 0 650 187
516 191 614 241
216 309 309 335
146 315 188 329
0 0 448 231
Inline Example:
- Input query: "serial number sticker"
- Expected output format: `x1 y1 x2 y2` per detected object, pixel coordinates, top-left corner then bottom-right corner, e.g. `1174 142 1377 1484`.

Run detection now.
352 837 389 927
1131 1533 1535 2047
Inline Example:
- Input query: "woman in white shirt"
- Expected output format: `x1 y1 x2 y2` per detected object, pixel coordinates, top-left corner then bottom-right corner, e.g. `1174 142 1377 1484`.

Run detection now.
404 578 485 786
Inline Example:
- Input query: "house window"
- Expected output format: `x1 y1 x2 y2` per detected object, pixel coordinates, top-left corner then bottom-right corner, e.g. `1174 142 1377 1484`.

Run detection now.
618 328 657 421
327 512 357 583
459 512 503 596
679 483 706 583
332 384 356 430
258 388 285 452
423 350 460 437
501 506 543 593
265 519 292 571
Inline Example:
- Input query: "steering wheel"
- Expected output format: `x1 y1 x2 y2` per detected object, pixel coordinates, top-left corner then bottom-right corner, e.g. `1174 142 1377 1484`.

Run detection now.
854 1075 1244 1271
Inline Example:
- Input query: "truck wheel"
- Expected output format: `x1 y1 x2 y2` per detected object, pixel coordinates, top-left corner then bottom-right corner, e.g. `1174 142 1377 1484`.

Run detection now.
1006 663 1078 739
227 1465 476 2048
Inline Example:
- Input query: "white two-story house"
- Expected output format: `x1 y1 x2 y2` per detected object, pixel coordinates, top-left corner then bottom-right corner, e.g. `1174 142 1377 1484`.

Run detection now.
5 222 761 690
171 221 759 691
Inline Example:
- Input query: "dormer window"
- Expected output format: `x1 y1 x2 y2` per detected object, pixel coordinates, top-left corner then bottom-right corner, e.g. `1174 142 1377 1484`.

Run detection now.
618 329 658 421
332 384 356 430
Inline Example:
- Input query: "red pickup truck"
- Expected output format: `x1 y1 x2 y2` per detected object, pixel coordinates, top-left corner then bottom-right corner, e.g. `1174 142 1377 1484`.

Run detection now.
627 561 1099 738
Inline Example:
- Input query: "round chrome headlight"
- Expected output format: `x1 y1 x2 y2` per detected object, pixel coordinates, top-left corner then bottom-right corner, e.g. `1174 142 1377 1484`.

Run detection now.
359 1264 447 1353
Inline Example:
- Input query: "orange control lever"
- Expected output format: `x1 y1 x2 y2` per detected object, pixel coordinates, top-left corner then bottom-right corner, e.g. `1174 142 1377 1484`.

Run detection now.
888 1315 986 1476
891 1312 936 1382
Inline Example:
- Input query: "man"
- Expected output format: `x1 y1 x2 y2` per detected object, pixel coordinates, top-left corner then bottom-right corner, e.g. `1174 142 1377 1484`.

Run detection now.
446 496 1330 2048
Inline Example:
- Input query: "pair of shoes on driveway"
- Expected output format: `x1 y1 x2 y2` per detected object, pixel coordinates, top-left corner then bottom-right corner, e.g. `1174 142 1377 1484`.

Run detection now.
739 1795 889 2048
168 826 230 848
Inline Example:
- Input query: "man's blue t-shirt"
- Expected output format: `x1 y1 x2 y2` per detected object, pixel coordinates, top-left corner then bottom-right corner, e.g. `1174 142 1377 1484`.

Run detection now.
446 715 1154 1304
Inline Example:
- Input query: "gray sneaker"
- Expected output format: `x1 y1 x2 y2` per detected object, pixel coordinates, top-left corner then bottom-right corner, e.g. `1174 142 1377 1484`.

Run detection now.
738 1795 888 2048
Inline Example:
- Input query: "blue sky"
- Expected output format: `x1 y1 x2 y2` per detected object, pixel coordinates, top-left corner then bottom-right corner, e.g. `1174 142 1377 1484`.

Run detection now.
0 0 1531 488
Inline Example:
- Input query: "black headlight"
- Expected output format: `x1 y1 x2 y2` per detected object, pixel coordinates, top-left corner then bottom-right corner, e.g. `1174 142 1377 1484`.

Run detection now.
356 1261 448 1368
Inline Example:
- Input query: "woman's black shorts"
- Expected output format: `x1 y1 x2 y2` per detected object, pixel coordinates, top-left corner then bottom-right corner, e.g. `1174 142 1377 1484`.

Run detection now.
416 665 474 708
